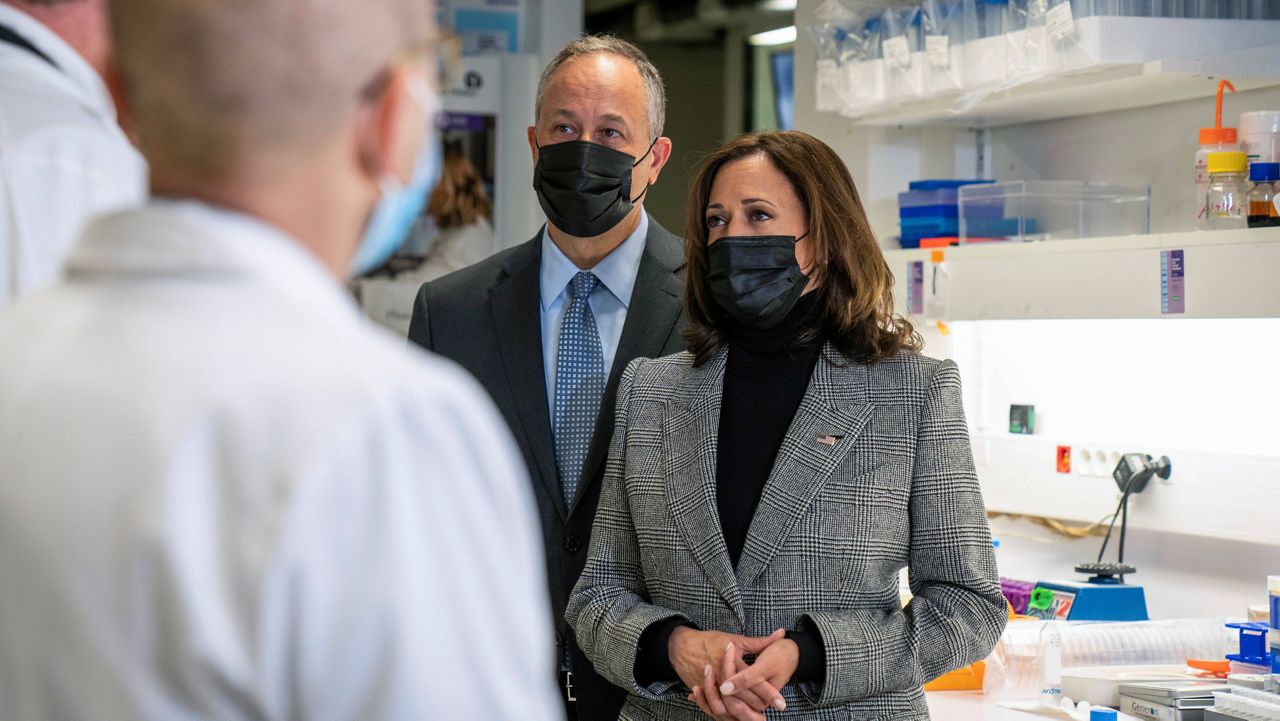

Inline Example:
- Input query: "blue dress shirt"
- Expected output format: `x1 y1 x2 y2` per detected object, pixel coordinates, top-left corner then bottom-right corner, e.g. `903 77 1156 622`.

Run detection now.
539 212 649 423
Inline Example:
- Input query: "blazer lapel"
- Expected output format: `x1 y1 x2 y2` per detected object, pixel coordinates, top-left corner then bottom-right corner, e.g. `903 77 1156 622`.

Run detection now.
489 239 567 521
664 349 746 624
735 345 875 591
569 221 685 516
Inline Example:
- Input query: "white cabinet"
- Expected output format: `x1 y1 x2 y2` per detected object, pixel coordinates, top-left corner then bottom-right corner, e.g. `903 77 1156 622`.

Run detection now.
885 227 1280 321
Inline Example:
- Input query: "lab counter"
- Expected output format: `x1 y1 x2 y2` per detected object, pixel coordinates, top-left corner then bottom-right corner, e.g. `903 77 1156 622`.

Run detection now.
927 691 1032 720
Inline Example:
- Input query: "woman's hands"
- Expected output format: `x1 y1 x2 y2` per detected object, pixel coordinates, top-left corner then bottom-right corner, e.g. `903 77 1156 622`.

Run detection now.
669 627 795 720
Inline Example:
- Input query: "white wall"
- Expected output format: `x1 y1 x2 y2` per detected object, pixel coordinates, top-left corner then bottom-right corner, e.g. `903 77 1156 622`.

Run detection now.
793 0 1280 619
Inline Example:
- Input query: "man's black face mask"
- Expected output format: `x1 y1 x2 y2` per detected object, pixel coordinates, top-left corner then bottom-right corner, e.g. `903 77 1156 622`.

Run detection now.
532 138 655 238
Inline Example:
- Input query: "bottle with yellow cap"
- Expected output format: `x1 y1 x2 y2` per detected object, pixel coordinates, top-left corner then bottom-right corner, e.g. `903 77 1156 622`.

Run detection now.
1206 151 1249 230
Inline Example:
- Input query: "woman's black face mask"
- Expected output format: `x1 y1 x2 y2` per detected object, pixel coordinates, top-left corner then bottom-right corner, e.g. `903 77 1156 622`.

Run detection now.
532 138 655 238
706 232 809 330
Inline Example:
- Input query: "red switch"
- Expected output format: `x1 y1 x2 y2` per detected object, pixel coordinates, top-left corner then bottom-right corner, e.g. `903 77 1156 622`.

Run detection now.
1056 446 1071 474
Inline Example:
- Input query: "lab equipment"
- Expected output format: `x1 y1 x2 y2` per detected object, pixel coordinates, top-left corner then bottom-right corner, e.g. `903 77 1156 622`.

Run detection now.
1010 404 1036 434
1248 163 1279 228
1119 680 1231 721
1206 152 1250 230
1062 665 1223 708
958 180 1150 242
1227 622 1272 669
1091 710 1118 721
1041 622 1065 703
1197 80 1239 228
1240 110 1280 164
1031 578 1150 621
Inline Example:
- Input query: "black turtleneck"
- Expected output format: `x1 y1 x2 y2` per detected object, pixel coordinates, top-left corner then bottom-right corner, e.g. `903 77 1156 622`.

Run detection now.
632 292 827 687
717 290 823 569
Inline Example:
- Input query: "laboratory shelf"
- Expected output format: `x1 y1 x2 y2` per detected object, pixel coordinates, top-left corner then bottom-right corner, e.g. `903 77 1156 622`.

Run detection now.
852 52 1280 129
885 225 1280 321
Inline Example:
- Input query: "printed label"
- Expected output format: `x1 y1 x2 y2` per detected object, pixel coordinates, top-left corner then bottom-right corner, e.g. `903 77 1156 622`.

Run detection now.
907 261 924 315
926 35 950 69
1046 2 1075 41
883 36 911 70
1161 249 1185 315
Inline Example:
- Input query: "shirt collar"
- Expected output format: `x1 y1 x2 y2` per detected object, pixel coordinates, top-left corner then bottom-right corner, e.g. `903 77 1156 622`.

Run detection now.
0 4 119 126
539 211 649 312
68 199 363 326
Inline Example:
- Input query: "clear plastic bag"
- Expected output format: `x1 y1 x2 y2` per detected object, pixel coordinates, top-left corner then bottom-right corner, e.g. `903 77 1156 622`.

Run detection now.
922 0 967 94
882 6 927 102
983 618 1236 699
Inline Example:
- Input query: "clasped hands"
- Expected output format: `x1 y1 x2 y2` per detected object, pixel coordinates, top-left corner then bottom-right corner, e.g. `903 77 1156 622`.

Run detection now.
667 626 799 720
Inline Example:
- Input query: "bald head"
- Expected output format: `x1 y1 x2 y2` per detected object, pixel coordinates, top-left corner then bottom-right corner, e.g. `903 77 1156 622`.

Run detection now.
109 0 431 178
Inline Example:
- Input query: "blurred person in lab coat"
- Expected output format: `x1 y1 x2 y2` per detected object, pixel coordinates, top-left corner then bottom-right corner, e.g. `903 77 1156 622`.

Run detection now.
0 0 563 720
419 144 497 278
354 145 497 335
0 0 147 306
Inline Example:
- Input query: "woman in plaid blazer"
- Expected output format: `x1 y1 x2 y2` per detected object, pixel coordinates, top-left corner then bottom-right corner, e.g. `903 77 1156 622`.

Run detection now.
566 131 1007 721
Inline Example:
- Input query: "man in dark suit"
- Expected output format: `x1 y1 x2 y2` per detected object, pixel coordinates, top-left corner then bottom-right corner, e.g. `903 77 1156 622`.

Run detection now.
408 35 687 721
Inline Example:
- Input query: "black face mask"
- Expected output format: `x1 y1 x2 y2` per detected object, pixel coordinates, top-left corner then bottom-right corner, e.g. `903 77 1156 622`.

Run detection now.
707 233 809 330
532 139 655 238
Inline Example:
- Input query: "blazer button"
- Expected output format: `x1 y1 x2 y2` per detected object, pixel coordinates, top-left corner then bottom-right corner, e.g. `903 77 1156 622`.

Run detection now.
563 536 580 553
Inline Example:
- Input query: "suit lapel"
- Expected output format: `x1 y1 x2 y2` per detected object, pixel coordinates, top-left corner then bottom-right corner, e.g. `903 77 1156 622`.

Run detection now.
569 221 685 516
735 345 875 591
489 238 567 521
663 348 745 624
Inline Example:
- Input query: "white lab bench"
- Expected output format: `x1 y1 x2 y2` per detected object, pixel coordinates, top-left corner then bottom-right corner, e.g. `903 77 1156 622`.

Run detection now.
927 691 1032 720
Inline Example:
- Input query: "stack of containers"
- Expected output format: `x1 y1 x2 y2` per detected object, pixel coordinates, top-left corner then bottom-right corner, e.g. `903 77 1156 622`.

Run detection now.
1271 576 1279 686
898 179 994 248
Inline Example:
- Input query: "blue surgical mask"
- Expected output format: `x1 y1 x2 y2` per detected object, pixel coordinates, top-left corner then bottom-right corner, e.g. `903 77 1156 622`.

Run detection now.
350 78 441 276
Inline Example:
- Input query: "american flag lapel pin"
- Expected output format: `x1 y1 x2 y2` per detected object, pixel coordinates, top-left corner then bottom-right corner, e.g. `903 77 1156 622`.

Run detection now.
817 434 840 446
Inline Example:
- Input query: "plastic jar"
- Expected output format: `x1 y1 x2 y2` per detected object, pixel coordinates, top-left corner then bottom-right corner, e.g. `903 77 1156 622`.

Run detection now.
1206 151 1249 230
1240 110 1280 164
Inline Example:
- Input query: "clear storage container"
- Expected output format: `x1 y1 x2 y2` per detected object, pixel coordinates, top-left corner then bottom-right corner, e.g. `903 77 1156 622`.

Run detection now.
959 180 1151 242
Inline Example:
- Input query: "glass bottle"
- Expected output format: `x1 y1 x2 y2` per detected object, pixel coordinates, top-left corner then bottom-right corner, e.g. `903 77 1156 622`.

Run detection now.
1247 162 1279 228
1205 151 1249 230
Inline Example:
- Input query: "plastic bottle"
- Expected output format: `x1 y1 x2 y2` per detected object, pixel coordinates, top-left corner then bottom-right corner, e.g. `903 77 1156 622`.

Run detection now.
1241 111 1280 165
1038 622 1063 704
1197 80 1239 228
1090 709 1118 721
1206 151 1249 230
1248 163 1279 228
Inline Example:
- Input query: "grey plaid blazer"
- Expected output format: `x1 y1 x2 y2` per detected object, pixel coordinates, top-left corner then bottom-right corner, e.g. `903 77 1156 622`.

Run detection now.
566 345 1006 720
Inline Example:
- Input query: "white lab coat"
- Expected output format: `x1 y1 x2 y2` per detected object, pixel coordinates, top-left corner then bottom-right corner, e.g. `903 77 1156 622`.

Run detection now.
357 218 498 336
0 3 147 307
0 201 564 721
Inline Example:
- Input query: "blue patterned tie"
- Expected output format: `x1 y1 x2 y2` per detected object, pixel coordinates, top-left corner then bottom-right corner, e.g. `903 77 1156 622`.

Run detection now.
553 271 606 506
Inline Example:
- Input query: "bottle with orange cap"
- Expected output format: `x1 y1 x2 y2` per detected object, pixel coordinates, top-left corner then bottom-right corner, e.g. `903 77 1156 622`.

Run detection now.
1197 79 1239 229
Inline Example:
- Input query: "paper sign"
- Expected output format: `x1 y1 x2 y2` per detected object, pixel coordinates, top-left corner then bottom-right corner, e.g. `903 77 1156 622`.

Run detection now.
883 35 911 70
926 35 950 69
1046 2 1075 41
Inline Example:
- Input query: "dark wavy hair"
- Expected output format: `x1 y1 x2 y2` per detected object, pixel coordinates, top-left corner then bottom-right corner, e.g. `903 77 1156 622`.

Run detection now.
683 130 921 366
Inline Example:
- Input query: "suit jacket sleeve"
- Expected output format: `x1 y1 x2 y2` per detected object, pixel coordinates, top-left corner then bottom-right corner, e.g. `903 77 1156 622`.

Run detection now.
565 358 690 701
797 359 1007 706
407 282 432 349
